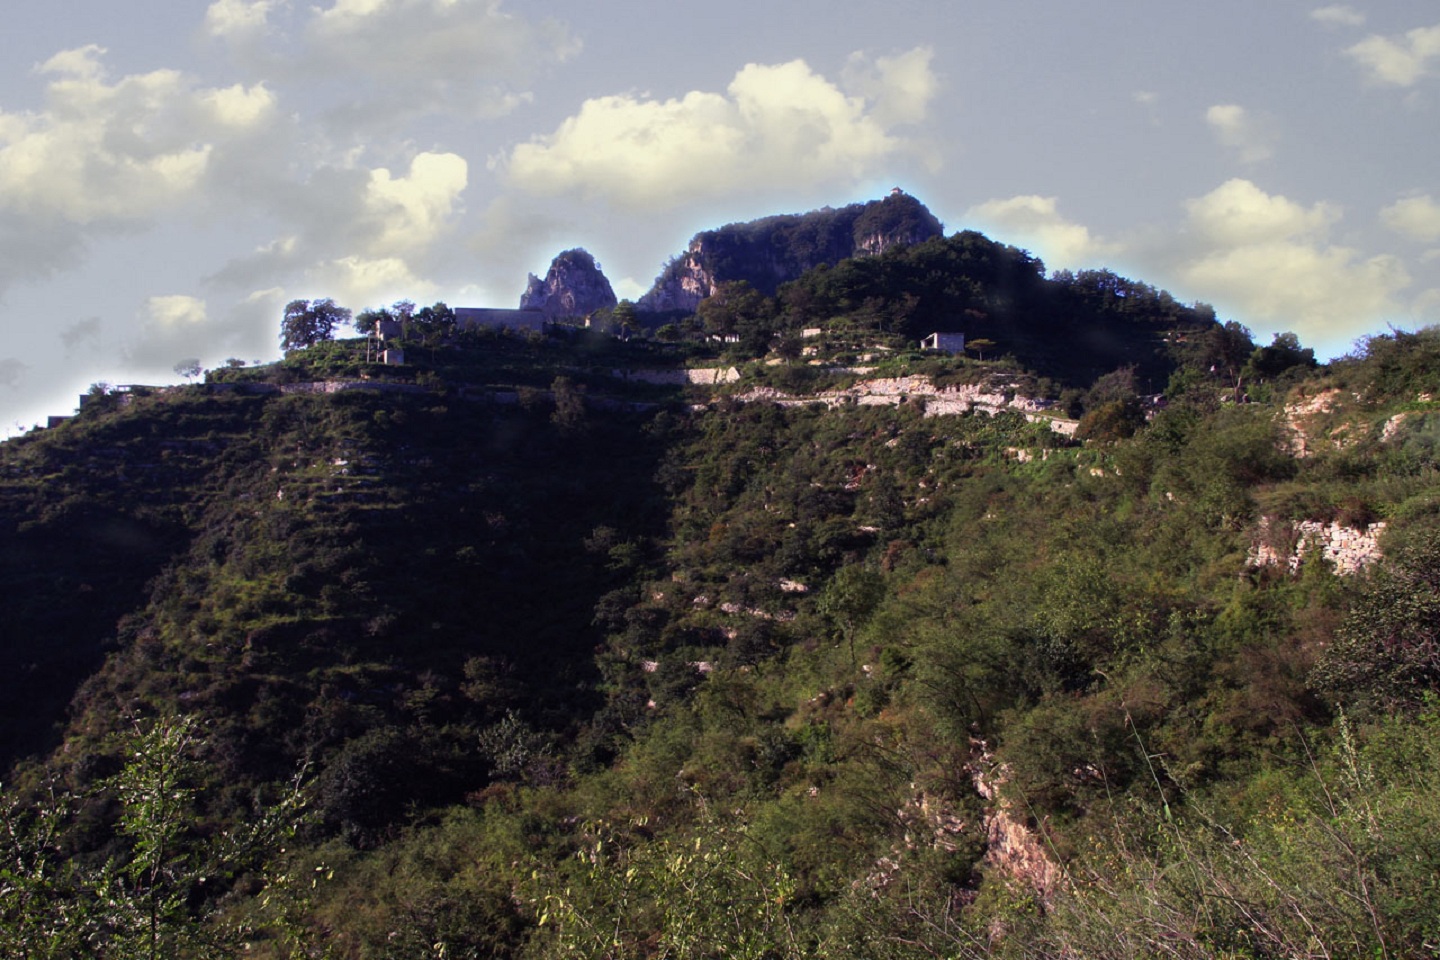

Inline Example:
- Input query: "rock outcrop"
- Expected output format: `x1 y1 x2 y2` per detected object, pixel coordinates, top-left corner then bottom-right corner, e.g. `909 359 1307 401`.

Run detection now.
724 375 1080 435
520 248 618 318
639 191 943 313
1248 516 1386 575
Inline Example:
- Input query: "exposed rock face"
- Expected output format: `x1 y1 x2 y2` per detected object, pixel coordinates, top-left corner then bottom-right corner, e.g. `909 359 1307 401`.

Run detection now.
1248 516 1386 575
725 375 1080 436
971 743 1062 904
639 191 943 313
519 248 617 318
638 241 716 314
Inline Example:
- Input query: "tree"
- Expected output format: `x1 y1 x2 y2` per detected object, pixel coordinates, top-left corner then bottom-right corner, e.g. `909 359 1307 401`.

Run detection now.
965 337 997 361
412 301 457 341
0 716 315 959
612 299 640 339
280 298 350 353
172 359 202 382
818 564 886 667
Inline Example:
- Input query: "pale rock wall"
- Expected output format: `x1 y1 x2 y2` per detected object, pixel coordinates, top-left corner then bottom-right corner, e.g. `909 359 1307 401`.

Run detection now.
728 376 1080 436
1248 516 1387 574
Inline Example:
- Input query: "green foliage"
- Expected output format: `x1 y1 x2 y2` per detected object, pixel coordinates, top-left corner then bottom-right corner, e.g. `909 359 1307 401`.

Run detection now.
281 298 351 353
0 715 316 959
527 812 800 960
1311 530 1440 714
11 239 1440 957
1021 714 1440 959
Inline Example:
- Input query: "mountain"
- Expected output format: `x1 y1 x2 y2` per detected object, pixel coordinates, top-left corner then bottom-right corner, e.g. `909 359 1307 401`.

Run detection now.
519 247 618 317
639 190 943 312
3 208 1440 958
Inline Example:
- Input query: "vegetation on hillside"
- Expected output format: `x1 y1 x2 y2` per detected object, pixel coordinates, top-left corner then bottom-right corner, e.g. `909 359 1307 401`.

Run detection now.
2 227 1440 957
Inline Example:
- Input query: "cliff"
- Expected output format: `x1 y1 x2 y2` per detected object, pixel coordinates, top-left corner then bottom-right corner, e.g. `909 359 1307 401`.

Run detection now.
520 248 618 318
638 190 943 313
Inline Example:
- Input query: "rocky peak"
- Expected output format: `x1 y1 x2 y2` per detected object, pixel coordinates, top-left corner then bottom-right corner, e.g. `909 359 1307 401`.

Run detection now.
520 248 618 318
638 192 943 313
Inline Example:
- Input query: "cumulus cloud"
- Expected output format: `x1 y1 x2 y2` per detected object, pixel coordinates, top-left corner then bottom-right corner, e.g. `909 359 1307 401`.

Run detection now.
200 1 579 134
0 43 282 297
1176 180 1410 341
964 196 1120 270
1346 24 1440 86
503 51 936 210
0 47 218 224
1183 178 1338 246
1381 194 1440 243
205 149 466 304
204 0 280 39
1206 104 1277 163
1311 5 1365 28
307 255 435 308
841 47 936 125
127 295 227 369
363 152 468 254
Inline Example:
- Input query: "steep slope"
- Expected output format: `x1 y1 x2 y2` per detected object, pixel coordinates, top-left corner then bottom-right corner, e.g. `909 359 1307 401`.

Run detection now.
5 218 1440 958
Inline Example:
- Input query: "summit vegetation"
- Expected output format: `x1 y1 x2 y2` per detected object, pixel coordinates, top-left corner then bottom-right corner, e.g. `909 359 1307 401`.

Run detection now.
3 207 1440 958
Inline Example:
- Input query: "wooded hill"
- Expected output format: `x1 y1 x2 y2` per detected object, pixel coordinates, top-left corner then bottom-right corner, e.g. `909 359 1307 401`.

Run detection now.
2 218 1440 958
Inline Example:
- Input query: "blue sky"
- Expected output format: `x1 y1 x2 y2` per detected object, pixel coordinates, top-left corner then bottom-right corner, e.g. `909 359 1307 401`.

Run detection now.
2 0 1438 433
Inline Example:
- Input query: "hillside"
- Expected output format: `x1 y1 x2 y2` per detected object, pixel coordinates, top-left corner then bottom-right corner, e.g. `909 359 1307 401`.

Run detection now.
3 225 1440 958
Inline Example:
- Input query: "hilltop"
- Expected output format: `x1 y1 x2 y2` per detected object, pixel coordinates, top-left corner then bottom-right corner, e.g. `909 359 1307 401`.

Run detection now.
640 190 944 312
3 203 1440 958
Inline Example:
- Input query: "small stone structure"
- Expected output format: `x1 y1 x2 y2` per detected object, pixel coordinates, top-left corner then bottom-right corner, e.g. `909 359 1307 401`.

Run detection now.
922 332 966 354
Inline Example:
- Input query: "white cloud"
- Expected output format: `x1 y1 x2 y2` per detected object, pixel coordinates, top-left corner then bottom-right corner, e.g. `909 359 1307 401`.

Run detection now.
1381 194 1440 243
1176 180 1410 341
842 47 936 125
0 48 274 299
0 45 283 274
1183 178 1338 246
964 195 1120 270
204 0 280 38
504 51 936 210
1346 24 1440 86
38 44 109 81
0 49 217 224
363 152 468 255
292 0 577 126
1205 104 1277 163
1311 5 1365 28
127 295 229 369
200 83 278 127
203 150 464 303
145 295 209 330
308 255 435 308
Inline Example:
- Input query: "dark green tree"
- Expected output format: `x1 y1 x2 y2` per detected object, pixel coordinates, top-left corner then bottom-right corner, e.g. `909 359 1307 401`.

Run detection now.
280 298 351 352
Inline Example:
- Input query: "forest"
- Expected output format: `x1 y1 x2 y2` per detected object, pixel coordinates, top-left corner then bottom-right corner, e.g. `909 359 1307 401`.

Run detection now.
1 222 1439 958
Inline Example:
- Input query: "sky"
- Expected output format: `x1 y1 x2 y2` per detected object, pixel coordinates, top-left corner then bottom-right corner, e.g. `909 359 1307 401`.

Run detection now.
1 0 1438 434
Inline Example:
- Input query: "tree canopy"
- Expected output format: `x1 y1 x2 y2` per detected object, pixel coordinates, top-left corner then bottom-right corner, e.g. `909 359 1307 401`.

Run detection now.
280 298 351 352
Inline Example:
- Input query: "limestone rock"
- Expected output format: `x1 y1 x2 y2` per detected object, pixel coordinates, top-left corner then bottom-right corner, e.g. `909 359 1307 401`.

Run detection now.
519 248 618 319
639 191 943 313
